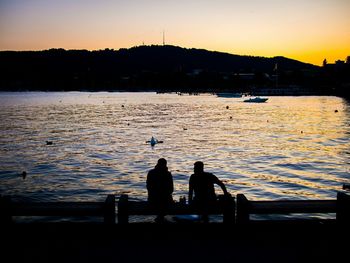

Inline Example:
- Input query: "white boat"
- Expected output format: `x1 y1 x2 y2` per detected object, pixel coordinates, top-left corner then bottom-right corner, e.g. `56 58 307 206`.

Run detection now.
243 97 268 103
216 93 242 98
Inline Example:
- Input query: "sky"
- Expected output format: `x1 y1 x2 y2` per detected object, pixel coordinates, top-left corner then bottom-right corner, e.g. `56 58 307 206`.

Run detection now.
1 0 349 65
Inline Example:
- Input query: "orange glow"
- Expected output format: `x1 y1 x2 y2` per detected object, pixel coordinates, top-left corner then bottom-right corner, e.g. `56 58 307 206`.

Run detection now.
0 0 349 66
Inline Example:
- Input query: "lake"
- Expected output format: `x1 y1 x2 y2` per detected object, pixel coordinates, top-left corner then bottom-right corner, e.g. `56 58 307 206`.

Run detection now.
0 92 349 220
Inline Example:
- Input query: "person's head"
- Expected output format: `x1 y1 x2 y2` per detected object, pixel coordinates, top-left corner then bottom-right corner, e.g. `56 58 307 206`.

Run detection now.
194 161 204 174
156 158 167 170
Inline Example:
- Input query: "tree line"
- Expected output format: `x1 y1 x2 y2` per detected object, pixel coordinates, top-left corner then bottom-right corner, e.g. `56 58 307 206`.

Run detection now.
0 45 349 97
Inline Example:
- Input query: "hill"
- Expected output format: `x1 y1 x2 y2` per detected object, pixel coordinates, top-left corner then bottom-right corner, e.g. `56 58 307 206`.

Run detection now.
0 45 328 92
115 45 317 72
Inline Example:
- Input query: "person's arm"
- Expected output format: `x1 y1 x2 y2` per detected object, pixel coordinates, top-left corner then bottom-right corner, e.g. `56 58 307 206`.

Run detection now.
146 173 149 191
188 176 194 204
168 172 174 194
217 180 230 196
213 175 230 196
146 171 152 192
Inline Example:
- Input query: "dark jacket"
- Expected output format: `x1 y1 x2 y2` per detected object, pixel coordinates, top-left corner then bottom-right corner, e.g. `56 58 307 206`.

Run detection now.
147 167 174 205
189 172 220 203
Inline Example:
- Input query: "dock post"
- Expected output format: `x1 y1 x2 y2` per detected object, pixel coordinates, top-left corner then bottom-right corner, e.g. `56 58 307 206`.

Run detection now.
336 192 350 224
236 194 250 224
222 195 235 224
103 195 116 224
118 194 129 224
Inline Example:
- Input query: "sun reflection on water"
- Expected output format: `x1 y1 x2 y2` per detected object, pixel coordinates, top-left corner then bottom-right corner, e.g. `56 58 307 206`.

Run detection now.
0 92 349 204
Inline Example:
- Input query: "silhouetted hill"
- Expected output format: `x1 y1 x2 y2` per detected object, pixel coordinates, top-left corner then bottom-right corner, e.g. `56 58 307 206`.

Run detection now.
1 45 343 94
116 45 317 72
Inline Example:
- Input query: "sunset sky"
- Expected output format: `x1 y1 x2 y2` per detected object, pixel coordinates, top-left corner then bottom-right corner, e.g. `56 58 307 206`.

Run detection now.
1 0 349 65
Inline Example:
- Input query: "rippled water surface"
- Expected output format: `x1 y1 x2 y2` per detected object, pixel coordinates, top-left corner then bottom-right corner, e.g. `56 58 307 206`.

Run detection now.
0 92 349 207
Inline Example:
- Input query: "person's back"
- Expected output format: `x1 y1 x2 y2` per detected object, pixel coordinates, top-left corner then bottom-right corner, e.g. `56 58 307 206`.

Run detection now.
189 161 229 222
189 171 218 203
147 166 173 205
147 158 173 222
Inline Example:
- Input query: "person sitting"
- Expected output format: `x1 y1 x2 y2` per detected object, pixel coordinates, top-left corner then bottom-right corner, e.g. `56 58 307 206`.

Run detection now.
188 161 230 222
146 158 174 223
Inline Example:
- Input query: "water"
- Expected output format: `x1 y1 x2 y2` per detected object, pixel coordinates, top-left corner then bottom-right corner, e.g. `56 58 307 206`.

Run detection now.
0 92 349 219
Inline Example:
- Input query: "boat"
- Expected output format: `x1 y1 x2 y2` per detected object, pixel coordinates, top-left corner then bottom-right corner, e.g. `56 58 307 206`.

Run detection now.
150 136 157 146
243 97 268 103
146 136 164 146
216 93 242 98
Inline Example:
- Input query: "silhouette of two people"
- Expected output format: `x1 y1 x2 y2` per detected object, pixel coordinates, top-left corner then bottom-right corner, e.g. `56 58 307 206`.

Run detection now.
147 159 229 223
147 158 174 223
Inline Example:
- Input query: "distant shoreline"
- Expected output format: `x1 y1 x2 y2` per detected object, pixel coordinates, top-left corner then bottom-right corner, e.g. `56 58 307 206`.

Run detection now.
0 90 347 98
1 46 349 98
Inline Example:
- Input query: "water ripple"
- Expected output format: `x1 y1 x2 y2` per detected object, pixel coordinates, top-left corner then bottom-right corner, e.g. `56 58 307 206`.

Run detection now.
0 92 349 206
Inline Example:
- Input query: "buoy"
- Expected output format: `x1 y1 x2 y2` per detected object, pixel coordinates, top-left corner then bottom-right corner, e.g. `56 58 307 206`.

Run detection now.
22 171 27 179
226 106 229 109
122 105 125 108
335 110 338 113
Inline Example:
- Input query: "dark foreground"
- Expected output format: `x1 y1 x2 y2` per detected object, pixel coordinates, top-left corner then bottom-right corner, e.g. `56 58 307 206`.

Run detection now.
2 222 348 263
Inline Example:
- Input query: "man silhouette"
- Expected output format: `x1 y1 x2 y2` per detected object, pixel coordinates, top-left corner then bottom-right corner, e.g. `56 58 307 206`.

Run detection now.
188 161 229 222
147 158 174 223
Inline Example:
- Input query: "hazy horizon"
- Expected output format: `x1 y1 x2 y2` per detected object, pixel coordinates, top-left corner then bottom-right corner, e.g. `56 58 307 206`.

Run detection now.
1 0 350 66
